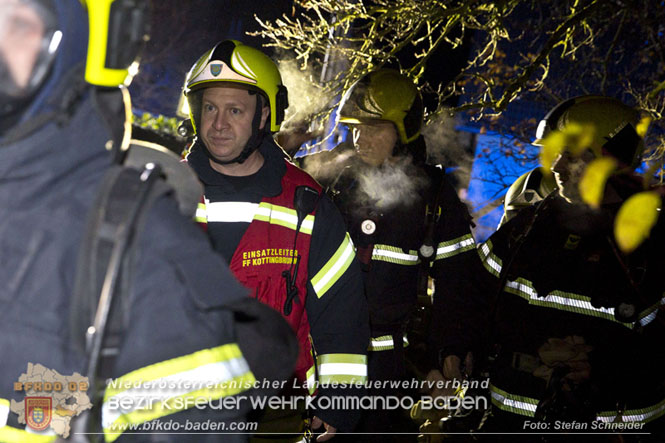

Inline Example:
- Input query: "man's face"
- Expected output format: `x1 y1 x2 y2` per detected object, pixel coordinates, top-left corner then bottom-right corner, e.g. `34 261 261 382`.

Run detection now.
199 85 269 162
351 120 398 166
0 0 46 94
550 148 595 204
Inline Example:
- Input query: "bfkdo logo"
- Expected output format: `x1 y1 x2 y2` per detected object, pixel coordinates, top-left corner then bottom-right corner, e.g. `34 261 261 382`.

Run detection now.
25 397 52 431
11 363 93 438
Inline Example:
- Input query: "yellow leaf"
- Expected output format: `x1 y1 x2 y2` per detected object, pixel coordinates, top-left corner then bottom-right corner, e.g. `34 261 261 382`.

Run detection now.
539 131 566 174
636 115 652 138
579 157 618 208
538 123 595 174
614 191 662 253
563 123 595 156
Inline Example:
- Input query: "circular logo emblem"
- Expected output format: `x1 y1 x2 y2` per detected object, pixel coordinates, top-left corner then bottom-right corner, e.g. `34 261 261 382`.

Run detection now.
361 219 376 235
419 244 434 258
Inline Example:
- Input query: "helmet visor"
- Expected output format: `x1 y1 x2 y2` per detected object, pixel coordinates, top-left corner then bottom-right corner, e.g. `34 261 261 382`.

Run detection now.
0 0 59 100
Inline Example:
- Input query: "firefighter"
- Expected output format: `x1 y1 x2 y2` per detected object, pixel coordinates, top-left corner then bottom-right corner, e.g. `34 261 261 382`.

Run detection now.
440 95 665 440
0 1 295 442
303 69 484 439
182 40 370 441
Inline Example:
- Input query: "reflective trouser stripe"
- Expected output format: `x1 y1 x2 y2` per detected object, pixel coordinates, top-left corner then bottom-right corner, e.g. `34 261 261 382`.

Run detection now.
316 354 367 385
435 234 476 260
367 335 409 351
596 397 665 423
371 245 420 266
489 384 538 417
311 233 355 298
0 425 57 443
491 384 665 423
102 343 255 442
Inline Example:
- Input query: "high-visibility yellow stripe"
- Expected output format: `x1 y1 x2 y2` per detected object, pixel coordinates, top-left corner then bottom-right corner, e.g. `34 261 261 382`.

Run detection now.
311 233 355 298
482 240 663 328
253 202 315 234
435 234 476 260
504 277 661 329
478 240 502 277
0 425 57 443
490 384 539 417
199 200 316 234
316 354 367 385
597 397 665 423
305 365 317 395
491 384 665 423
0 399 8 428
195 202 208 224
367 335 409 351
637 297 665 327
102 343 255 442
372 245 420 266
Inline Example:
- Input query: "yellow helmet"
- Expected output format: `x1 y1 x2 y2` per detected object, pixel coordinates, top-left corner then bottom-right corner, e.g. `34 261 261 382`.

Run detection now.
184 40 288 134
1 0 147 128
533 95 644 167
82 0 148 87
338 69 423 144
499 168 557 227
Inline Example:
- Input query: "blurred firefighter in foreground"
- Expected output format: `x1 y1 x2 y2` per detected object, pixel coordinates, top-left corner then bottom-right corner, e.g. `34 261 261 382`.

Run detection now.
182 40 370 441
439 95 665 440
0 1 296 441
301 69 485 440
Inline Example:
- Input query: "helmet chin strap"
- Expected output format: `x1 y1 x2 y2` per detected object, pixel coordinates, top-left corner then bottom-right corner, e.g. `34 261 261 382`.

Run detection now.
203 95 266 165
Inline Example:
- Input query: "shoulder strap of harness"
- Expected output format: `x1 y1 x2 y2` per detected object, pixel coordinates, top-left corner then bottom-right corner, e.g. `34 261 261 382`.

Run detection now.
66 136 202 440
420 167 446 261
69 160 171 368
66 159 168 442
69 139 200 374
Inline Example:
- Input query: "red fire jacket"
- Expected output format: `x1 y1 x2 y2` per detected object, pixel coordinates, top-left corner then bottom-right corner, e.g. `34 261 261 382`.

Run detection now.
223 163 320 382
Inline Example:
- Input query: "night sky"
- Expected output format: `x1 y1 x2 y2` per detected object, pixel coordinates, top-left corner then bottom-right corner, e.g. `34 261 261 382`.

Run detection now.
130 1 294 116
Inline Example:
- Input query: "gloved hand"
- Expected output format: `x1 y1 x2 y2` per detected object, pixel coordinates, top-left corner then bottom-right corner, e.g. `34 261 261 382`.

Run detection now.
311 416 337 442
417 419 446 443
533 336 592 387
424 352 473 399
413 353 472 434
